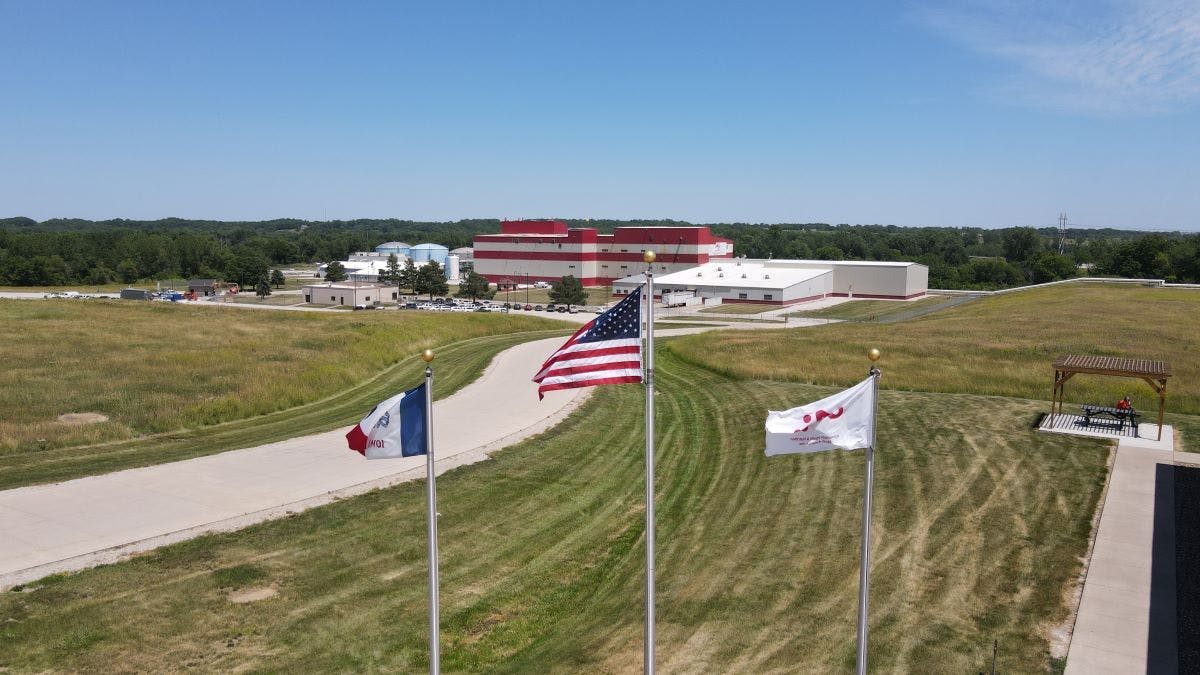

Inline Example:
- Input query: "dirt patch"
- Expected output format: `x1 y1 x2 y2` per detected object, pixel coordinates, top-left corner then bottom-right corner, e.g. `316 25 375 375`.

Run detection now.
228 586 278 604
56 412 109 425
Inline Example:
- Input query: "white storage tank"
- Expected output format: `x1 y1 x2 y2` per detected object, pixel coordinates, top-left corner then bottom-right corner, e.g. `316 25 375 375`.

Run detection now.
447 254 461 281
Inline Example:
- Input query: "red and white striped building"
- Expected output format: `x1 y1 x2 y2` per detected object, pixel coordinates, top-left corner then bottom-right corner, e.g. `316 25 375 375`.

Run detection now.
473 220 734 287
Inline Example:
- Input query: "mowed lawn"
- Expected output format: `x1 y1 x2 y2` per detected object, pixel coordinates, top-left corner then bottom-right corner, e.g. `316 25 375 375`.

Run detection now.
0 349 1109 672
500 286 613 307
0 300 565 462
785 294 972 322
672 283 1200 417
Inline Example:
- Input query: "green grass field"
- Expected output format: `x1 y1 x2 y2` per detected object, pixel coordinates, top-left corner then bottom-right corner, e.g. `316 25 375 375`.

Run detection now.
0 348 1109 672
697 303 772 315
0 300 567 479
225 293 307 305
672 283 1200 417
498 286 613 307
785 295 972 322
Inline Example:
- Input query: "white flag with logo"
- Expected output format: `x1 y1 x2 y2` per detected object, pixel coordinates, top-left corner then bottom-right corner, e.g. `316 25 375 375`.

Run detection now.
765 376 875 456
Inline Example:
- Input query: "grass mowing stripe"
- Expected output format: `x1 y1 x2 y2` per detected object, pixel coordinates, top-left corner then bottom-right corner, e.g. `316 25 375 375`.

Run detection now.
0 348 1109 672
0 330 569 489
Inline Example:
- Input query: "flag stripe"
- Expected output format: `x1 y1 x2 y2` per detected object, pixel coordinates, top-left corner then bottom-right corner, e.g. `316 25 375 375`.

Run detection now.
537 367 645 386
536 375 645 394
533 287 644 399
539 360 645 378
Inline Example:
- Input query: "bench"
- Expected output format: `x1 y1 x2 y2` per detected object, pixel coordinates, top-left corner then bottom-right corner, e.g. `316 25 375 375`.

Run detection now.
1079 405 1141 437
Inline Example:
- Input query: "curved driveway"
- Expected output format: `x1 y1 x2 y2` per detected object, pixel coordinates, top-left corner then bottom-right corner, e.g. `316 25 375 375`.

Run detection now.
0 336 592 588
0 321 782 589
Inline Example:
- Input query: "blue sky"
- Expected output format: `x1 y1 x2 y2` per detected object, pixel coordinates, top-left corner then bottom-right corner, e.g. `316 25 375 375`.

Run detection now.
2 1 1197 230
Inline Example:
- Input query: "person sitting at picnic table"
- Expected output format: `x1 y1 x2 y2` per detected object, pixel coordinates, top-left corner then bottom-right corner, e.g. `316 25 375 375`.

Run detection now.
1116 396 1132 411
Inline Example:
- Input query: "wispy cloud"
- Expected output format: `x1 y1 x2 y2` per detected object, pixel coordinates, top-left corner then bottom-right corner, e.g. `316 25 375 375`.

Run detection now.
916 0 1200 115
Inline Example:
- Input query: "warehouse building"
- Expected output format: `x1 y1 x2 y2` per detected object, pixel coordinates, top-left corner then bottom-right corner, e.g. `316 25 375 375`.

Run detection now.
302 282 396 306
612 259 928 305
473 220 733 287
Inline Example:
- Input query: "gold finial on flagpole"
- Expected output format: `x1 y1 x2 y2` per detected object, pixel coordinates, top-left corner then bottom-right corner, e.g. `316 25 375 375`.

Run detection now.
643 250 656 264
422 349 435 363
867 348 881 362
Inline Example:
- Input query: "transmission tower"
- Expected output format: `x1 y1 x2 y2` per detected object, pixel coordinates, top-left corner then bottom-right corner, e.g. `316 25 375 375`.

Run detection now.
1057 213 1068 254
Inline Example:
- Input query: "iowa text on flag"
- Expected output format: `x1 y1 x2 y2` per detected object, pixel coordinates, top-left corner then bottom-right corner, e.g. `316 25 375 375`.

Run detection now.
346 383 427 458
765 376 875 455
532 286 643 399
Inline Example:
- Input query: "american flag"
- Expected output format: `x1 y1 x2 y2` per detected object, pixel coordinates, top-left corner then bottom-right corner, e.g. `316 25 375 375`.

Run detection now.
533 286 644 399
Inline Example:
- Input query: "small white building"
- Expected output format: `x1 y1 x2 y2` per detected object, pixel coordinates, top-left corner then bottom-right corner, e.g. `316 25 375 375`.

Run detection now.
612 259 928 306
302 283 397 306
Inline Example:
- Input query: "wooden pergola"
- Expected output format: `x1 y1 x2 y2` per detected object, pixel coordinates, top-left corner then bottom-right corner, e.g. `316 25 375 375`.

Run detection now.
1050 355 1172 441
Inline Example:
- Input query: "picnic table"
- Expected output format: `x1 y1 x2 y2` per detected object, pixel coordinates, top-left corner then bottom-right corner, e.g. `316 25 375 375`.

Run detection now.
1080 404 1141 437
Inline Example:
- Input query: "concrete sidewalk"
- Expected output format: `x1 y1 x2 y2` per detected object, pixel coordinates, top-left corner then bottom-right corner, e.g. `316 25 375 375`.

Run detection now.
0 337 589 589
1064 425 1185 674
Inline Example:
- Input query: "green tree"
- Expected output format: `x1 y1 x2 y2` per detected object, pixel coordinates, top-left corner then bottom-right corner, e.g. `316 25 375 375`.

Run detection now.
814 245 844 261
1003 227 1042 263
255 276 272 299
380 253 401 285
88 264 116 285
1028 252 1078 284
117 258 140 284
549 275 587 309
399 258 419 292
225 248 270 288
456 271 495 302
324 261 348 283
270 269 286 288
414 262 448 299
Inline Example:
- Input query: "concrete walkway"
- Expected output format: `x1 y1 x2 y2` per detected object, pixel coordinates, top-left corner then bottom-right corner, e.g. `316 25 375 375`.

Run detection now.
0 337 592 590
1059 424 1187 674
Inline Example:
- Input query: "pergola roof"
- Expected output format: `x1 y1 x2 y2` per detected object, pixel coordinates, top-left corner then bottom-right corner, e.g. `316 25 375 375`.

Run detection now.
1052 355 1172 379
1050 354 1172 441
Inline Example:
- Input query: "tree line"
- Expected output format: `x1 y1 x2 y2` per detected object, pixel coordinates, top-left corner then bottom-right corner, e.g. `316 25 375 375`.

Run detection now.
1 217 1197 290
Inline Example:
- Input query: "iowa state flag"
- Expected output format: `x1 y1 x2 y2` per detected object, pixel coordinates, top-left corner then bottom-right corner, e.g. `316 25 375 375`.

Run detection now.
346 383 428 458
765 376 875 456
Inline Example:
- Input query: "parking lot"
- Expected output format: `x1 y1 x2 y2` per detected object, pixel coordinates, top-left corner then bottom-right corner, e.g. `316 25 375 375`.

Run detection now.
391 297 597 315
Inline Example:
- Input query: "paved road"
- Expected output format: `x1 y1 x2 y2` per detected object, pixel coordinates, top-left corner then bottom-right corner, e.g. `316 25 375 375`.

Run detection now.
0 325 738 589
0 336 591 589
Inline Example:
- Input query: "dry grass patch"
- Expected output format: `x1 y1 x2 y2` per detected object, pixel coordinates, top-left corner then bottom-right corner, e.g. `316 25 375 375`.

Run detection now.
786 295 971 322
671 283 1200 415
0 300 565 455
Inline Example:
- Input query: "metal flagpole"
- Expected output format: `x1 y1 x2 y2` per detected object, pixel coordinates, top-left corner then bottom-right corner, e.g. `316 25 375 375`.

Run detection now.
855 348 882 675
422 349 440 675
642 250 657 675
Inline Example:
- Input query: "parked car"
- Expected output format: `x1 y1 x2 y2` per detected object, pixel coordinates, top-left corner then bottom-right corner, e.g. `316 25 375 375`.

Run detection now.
556 306 568 313
534 305 544 311
523 304 533 311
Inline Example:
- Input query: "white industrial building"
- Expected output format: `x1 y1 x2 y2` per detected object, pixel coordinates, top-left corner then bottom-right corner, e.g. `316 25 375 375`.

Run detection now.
612 259 928 305
317 245 460 282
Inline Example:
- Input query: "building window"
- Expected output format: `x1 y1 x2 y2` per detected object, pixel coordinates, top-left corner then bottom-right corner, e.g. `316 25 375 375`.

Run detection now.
738 293 748 300
764 294 773 301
